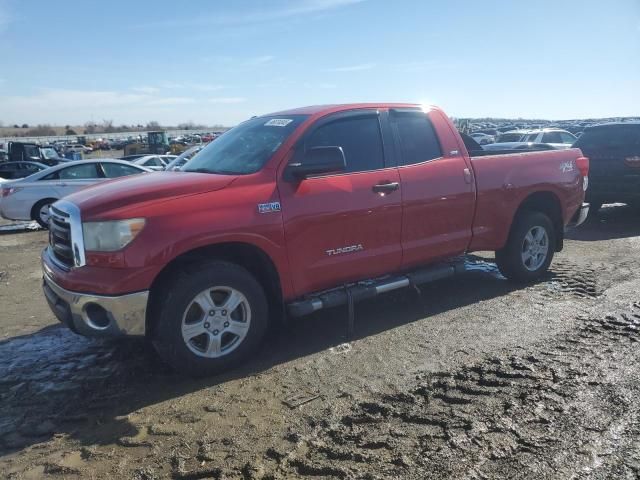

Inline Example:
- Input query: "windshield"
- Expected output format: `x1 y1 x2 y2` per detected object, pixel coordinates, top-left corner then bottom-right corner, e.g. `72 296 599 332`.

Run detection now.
183 115 308 174
25 145 40 158
165 145 204 170
41 148 58 159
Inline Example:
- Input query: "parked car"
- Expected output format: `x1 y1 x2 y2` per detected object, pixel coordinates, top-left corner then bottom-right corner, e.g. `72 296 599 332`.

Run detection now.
573 122 640 212
120 154 148 161
0 161 49 180
469 132 495 145
65 144 93 154
133 155 178 171
164 145 204 171
0 160 151 227
482 142 558 152
520 129 577 149
495 130 529 143
40 103 589 376
7 141 67 166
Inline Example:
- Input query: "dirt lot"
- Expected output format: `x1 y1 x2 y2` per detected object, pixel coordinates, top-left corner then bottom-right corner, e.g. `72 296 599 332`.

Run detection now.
1 206 639 479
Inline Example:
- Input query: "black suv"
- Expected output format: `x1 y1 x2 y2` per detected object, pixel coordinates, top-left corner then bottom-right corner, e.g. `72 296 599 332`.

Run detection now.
573 122 640 211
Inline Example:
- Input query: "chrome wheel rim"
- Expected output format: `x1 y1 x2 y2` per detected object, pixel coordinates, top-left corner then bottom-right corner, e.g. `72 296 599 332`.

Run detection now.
521 226 549 271
181 286 251 358
39 204 51 225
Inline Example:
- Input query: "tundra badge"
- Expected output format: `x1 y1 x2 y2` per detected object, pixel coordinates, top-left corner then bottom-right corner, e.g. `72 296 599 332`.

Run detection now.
258 202 281 214
326 244 364 256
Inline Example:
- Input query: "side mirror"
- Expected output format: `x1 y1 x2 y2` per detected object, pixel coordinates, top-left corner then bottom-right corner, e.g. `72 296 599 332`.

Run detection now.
287 146 346 179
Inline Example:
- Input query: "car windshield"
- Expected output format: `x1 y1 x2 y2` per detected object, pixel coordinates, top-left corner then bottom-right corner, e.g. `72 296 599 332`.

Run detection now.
25 145 40 158
183 115 308 175
41 148 58 159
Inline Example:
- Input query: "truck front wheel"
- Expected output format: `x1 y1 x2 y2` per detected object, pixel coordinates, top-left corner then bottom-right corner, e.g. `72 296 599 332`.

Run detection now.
495 211 555 282
152 261 268 376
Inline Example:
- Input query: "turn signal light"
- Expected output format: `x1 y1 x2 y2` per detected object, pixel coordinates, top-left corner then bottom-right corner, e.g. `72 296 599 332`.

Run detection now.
575 156 589 177
624 156 640 168
1 187 22 197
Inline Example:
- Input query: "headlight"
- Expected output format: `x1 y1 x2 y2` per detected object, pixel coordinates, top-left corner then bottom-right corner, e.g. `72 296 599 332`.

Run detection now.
82 218 146 252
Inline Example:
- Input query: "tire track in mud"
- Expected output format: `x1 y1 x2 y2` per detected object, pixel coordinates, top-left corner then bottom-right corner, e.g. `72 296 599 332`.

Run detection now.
543 260 600 299
265 303 640 479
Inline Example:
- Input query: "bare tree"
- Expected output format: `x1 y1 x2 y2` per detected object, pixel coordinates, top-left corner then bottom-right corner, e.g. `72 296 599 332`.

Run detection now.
102 119 116 133
146 120 161 129
26 124 56 136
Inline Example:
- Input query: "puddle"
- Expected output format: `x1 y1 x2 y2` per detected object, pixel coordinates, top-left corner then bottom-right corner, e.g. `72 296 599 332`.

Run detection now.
0 221 42 234
463 257 504 278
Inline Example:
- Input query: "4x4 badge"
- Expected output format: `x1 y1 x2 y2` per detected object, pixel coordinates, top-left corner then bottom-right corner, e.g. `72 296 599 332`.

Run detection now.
258 202 281 214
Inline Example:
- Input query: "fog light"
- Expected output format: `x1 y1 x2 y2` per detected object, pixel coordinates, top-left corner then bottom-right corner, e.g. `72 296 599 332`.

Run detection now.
85 303 110 329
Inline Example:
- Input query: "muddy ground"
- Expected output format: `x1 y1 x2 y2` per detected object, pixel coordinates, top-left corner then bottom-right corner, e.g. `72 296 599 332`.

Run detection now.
1 206 639 479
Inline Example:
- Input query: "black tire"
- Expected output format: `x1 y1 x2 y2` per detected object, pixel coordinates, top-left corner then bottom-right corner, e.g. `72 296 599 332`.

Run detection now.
31 198 57 229
152 261 268 377
495 211 555 283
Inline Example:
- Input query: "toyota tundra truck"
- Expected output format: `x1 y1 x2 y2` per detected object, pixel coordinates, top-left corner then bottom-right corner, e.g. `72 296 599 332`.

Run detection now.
41 104 590 376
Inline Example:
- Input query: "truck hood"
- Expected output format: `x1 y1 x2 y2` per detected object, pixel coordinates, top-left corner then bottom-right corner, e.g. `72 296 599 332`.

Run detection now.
65 171 237 218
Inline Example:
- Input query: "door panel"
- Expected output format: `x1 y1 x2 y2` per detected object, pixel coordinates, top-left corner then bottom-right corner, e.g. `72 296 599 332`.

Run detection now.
280 169 402 296
279 111 402 296
391 109 475 268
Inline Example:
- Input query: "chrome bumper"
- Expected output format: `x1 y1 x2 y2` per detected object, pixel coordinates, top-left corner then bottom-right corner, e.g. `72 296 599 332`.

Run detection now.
42 270 148 337
566 202 590 230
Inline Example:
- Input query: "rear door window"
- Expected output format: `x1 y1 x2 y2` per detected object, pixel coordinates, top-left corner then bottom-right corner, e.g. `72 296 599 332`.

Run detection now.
560 132 576 144
542 132 563 143
306 114 385 173
101 163 144 178
390 111 442 166
58 163 100 179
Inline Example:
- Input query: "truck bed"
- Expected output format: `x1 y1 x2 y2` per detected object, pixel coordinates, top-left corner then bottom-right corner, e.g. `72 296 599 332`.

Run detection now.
467 147 586 252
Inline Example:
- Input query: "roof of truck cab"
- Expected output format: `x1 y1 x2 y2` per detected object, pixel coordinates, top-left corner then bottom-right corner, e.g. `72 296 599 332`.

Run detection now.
266 103 432 117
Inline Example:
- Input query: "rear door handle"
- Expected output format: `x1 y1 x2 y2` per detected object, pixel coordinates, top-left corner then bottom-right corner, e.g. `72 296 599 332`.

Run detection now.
372 182 400 194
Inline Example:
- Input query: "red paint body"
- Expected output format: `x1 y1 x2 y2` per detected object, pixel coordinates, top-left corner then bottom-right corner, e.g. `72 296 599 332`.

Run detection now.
43 104 586 302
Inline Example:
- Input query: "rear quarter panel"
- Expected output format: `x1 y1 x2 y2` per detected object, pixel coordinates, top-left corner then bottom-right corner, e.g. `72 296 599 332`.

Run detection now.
468 148 585 251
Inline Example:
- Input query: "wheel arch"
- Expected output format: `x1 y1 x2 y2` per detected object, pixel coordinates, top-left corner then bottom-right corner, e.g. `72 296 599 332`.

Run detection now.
30 197 58 222
510 191 564 252
146 242 284 336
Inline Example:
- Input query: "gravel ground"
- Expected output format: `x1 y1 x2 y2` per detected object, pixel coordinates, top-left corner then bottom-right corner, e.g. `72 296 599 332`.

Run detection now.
0 205 639 479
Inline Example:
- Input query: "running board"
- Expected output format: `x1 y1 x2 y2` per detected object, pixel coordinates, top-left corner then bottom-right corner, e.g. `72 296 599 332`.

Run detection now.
287 261 466 317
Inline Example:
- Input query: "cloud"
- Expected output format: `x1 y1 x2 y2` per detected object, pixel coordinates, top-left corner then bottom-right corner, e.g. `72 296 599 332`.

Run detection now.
304 82 337 89
0 87 256 125
208 97 247 104
159 82 225 92
147 97 195 106
132 86 161 94
244 55 275 66
325 63 376 72
395 60 461 73
141 0 365 28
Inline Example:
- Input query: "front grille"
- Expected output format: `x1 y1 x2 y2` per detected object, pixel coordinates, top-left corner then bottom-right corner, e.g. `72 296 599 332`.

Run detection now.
49 206 74 268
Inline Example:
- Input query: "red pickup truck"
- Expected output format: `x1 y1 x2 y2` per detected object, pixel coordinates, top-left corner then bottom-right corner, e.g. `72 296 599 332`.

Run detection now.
41 104 589 375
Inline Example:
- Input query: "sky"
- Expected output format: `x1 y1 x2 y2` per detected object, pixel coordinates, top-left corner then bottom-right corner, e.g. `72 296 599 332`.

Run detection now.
0 0 638 126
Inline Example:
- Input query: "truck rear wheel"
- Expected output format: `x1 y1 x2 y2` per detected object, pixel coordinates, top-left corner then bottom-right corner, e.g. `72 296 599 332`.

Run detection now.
495 211 555 282
152 261 268 377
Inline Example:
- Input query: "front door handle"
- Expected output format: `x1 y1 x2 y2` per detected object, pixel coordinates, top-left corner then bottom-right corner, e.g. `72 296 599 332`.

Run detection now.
372 182 400 194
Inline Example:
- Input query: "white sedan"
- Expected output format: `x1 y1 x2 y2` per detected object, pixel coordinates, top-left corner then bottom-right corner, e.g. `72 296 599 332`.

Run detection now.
0 159 151 227
133 155 177 171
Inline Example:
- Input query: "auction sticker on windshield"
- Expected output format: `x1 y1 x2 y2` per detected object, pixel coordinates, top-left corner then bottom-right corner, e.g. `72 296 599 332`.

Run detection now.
265 119 293 127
